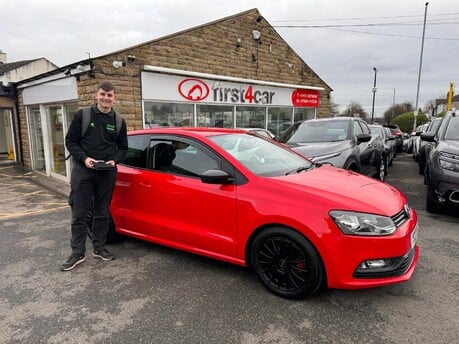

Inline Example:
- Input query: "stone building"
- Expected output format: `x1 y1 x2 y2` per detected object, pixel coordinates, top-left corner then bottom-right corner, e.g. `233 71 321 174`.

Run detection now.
14 8 332 184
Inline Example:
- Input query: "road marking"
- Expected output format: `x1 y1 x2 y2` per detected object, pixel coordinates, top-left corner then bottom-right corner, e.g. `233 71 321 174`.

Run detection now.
0 205 70 220
0 183 36 189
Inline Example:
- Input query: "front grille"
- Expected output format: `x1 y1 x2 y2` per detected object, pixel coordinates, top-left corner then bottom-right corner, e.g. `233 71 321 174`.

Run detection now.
353 248 416 279
391 205 410 227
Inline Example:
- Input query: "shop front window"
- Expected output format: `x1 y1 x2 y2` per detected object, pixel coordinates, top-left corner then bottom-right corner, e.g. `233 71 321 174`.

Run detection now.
268 107 293 137
294 107 316 122
235 106 266 129
144 102 193 127
196 104 234 128
27 106 45 172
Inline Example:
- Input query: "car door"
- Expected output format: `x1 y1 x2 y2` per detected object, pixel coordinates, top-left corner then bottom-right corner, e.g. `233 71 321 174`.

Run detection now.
123 135 239 257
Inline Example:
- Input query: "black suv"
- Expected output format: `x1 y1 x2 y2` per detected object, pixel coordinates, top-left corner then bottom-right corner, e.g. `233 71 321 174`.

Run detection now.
421 111 459 212
418 117 443 175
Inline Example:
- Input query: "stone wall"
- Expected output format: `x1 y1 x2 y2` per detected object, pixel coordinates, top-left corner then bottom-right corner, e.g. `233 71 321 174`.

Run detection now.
75 9 331 131
16 9 332 168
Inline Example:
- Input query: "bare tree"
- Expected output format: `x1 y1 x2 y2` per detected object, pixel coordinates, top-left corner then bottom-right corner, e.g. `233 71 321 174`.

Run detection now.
340 102 368 120
330 101 340 117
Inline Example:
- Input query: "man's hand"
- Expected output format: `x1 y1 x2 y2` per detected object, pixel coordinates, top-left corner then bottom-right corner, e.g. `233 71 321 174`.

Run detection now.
85 157 98 169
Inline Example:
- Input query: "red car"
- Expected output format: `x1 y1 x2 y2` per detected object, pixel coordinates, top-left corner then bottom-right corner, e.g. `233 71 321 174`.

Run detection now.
108 128 419 299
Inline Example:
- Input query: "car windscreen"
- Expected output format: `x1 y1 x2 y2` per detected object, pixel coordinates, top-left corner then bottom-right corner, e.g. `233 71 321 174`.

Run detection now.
370 126 384 138
279 120 350 144
209 133 313 176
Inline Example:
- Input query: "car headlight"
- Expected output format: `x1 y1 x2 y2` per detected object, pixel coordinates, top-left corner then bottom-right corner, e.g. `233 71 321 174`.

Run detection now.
330 210 396 236
439 153 459 172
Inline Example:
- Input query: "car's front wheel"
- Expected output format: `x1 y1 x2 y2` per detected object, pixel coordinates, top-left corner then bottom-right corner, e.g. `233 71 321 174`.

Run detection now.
250 227 324 299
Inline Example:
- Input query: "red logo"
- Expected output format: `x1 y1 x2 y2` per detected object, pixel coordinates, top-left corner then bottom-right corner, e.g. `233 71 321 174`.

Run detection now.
178 78 209 101
291 89 319 108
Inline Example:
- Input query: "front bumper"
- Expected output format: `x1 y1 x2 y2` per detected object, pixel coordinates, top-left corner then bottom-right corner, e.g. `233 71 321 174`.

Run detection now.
323 208 419 289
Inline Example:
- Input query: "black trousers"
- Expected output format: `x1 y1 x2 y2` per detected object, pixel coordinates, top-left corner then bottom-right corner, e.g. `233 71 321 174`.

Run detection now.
69 163 117 255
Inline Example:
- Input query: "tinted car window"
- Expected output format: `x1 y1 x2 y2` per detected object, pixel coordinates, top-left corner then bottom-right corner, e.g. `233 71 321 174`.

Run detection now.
445 116 459 140
148 138 219 177
123 134 151 168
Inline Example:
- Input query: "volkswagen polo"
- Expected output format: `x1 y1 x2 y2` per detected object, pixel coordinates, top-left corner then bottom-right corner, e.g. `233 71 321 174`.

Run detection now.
107 128 419 299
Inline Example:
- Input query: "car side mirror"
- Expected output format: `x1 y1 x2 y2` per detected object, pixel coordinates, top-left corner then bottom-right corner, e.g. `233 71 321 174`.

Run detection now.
356 133 372 144
420 132 436 142
201 169 233 184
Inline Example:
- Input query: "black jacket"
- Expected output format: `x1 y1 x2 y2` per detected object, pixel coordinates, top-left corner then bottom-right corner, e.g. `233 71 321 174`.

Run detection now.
65 105 128 165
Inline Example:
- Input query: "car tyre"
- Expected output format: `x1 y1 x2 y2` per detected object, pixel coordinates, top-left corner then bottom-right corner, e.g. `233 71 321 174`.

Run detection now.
251 227 324 299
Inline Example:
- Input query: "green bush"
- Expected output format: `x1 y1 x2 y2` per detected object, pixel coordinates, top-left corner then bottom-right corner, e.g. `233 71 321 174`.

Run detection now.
392 112 429 133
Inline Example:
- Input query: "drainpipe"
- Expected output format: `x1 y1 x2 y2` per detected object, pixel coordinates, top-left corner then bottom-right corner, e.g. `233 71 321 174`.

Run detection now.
13 83 24 165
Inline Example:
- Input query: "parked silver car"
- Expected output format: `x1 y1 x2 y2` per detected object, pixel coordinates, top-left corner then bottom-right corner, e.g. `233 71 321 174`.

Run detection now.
277 117 386 181
412 123 430 162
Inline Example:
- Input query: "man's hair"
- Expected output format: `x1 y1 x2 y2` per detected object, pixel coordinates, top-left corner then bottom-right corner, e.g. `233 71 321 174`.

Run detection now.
97 80 116 93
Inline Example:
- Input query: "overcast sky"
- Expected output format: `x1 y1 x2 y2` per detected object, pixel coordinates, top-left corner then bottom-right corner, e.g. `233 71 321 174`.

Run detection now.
1 0 458 117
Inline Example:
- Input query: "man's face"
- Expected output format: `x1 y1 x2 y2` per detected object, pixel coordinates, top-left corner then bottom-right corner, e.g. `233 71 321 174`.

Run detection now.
95 88 116 112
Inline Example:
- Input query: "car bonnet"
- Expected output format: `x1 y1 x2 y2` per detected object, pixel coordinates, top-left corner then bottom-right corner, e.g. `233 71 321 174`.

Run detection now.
269 165 406 216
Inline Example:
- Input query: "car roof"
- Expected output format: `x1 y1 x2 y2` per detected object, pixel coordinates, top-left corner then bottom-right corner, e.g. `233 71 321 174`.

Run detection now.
301 117 356 123
128 127 247 138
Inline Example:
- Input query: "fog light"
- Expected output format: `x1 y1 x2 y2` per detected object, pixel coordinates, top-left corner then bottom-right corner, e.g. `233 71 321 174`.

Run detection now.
359 259 390 269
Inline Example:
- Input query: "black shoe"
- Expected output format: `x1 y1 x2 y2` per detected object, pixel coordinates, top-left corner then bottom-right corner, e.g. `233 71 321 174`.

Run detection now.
93 248 114 261
61 254 85 271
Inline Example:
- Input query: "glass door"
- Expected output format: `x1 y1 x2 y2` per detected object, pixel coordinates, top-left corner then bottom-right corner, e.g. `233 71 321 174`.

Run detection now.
28 106 46 172
0 108 16 162
46 105 66 177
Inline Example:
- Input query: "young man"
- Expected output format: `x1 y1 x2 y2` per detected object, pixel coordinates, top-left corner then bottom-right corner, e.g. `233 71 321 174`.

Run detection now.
61 81 128 271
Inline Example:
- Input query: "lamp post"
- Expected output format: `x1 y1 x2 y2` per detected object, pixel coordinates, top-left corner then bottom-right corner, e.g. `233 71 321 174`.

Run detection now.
371 67 377 123
413 2 429 131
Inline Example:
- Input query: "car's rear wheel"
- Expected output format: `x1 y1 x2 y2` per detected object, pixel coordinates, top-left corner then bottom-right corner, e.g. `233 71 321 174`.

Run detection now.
250 227 324 299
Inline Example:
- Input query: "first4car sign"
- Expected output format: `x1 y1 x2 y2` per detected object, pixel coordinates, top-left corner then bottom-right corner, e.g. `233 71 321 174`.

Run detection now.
142 72 320 108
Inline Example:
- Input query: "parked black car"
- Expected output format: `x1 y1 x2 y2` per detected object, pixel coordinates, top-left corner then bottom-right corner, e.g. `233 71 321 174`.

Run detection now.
277 117 386 181
383 124 404 153
369 124 396 173
418 117 443 175
421 111 459 212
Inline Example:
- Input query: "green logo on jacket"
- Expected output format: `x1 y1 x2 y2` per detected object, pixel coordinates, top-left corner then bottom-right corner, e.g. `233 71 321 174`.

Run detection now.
106 124 115 132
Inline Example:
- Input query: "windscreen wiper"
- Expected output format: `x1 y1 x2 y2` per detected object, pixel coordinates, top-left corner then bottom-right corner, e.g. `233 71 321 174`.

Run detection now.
285 165 313 175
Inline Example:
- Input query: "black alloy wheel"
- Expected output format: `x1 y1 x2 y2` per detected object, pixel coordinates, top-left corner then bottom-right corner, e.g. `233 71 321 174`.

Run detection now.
251 227 324 299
